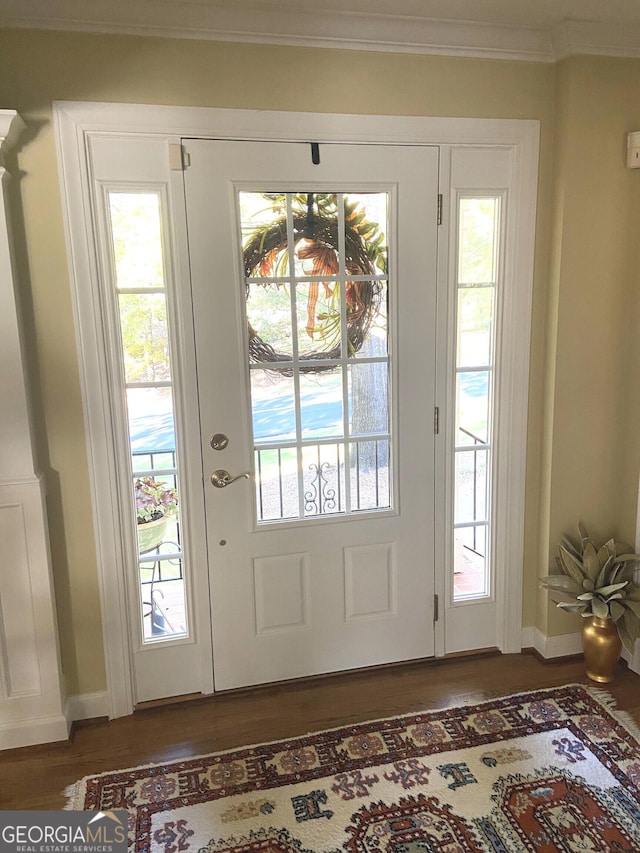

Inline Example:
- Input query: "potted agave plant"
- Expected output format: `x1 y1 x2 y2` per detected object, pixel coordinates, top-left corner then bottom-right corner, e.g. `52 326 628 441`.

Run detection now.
135 476 179 554
540 523 640 682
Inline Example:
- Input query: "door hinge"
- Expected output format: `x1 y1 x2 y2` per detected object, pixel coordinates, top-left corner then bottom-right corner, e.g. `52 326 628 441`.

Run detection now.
437 193 443 226
434 594 439 622
168 142 190 171
433 406 439 435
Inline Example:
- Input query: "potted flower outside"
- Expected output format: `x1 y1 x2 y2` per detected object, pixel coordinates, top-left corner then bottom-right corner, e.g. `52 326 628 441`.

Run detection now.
540 523 640 682
135 476 179 554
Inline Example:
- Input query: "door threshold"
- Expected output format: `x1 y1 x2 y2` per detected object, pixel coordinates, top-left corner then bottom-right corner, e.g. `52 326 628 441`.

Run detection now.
133 650 503 712
135 692 205 712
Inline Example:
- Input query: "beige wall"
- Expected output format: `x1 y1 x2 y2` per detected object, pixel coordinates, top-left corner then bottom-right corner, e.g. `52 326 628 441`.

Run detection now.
543 57 640 635
0 27 637 695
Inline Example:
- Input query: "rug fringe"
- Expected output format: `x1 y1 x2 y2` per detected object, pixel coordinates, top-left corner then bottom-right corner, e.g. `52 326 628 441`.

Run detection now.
62 780 83 810
582 683 640 741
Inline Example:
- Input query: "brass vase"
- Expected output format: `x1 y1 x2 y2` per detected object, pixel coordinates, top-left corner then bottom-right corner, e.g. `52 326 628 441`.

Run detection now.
582 615 622 683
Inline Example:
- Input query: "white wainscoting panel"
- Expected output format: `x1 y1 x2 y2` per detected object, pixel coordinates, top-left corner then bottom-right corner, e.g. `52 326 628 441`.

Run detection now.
0 502 41 698
344 542 397 622
0 480 68 749
253 553 310 635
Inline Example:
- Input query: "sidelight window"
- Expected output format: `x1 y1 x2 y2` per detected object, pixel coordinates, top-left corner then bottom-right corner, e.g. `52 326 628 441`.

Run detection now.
107 191 188 642
453 196 501 600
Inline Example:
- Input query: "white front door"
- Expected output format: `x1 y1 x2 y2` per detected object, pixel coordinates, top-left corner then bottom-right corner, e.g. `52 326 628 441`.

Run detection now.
184 140 440 690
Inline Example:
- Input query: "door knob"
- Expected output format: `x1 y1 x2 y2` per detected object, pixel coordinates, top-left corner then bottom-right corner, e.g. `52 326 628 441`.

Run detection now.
210 469 250 488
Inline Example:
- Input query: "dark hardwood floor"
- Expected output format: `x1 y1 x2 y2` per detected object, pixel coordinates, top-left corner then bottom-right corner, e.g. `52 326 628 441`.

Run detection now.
2 651 639 810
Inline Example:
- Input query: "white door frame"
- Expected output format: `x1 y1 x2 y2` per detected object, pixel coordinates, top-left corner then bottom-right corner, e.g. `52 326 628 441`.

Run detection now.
54 102 539 719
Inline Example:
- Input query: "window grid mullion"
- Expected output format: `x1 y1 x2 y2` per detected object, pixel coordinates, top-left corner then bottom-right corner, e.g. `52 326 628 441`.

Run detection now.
284 194 306 520
337 193 351 514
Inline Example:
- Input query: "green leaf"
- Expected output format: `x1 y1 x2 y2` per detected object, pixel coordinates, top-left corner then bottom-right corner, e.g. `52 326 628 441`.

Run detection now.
558 546 587 584
591 597 609 618
610 601 625 622
596 581 629 597
595 561 610 590
577 592 594 601
582 578 595 592
621 598 640 619
582 541 601 582
578 521 590 545
616 563 637 583
622 610 640 644
597 544 610 566
618 614 638 655
557 601 586 614
539 575 581 593
560 535 581 559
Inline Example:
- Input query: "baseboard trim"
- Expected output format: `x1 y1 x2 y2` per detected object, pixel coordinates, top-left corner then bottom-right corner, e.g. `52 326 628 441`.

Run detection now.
65 691 109 722
532 628 582 659
521 626 535 648
0 714 70 750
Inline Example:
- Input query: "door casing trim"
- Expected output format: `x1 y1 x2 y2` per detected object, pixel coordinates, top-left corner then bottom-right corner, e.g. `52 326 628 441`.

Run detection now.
54 102 539 718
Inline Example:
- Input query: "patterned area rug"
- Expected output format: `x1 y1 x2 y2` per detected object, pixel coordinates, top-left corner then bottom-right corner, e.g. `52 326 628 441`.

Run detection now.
66 684 640 852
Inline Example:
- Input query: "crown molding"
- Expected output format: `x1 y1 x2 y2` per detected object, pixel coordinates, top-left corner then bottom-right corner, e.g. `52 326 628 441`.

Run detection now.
552 19 640 61
1 1 640 63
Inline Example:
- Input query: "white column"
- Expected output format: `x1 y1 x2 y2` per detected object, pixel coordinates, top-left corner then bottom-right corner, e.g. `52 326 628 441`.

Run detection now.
0 110 69 748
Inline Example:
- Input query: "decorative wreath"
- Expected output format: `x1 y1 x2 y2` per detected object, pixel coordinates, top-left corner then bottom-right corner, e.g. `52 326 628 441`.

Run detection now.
244 194 386 374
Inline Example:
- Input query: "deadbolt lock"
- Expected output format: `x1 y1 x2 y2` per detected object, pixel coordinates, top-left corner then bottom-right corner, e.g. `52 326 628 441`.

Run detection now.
210 433 229 451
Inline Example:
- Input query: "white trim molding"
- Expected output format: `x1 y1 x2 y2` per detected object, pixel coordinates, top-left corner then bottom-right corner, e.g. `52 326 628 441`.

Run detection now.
0 110 68 749
65 691 109 722
533 628 582 659
2 2 640 62
55 102 539 718
531 626 640 674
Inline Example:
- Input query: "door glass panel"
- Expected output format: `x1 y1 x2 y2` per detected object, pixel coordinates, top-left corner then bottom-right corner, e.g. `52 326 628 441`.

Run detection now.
344 193 389 276
296 282 341 357
455 449 488 524
118 293 170 383
251 369 296 443
453 196 500 601
454 525 488 598
255 447 299 521
109 191 189 642
240 192 290 279
456 286 493 367
350 439 391 511
353 281 388 359
348 363 389 436
239 190 392 522
302 443 345 517
110 192 165 289
247 283 293 356
455 371 490 446
300 371 344 439
458 197 499 285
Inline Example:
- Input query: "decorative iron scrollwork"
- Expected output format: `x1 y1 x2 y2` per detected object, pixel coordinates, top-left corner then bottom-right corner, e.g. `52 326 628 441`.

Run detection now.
304 462 337 514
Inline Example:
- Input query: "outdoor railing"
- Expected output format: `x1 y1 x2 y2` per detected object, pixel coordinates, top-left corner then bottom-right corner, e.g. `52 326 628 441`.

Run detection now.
457 427 486 558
